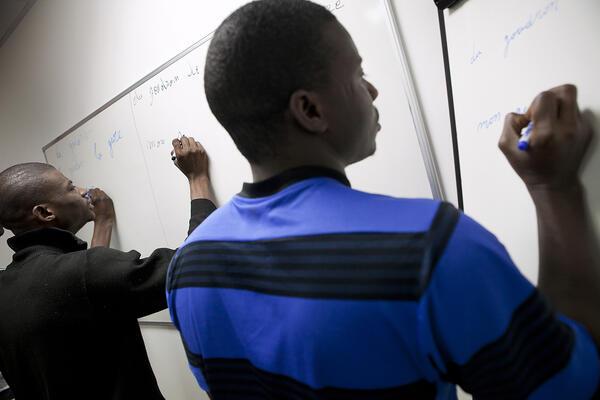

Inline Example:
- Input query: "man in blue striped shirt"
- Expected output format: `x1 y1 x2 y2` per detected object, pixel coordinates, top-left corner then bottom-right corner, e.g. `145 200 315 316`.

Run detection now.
167 0 600 398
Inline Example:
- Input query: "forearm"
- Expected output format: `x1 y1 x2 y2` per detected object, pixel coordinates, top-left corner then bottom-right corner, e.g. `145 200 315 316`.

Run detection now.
532 183 600 341
187 175 217 235
91 220 113 248
189 175 214 202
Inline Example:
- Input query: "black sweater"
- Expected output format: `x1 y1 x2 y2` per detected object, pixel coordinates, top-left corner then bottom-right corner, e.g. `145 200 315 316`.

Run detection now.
0 199 216 400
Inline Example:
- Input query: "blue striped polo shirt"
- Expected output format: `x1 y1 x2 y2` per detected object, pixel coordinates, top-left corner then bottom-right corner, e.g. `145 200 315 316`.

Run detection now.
166 167 599 399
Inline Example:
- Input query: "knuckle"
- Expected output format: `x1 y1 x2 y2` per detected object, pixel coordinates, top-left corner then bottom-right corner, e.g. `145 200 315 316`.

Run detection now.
537 90 556 104
504 113 516 124
498 135 509 151
557 84 577 99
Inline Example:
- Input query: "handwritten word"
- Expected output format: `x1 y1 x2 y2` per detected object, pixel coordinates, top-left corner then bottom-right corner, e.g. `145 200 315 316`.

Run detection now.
146 139 167 151
187 64 201 78
503 0 559 58
324 0 344 12
149 75 180 105
94 143 103 160
470 45 483 65
56 152 62 159
67 131 90 151
132 90 143 106
477 112 502 132
68 161 83 174
108 130 123 158
68 137 81 151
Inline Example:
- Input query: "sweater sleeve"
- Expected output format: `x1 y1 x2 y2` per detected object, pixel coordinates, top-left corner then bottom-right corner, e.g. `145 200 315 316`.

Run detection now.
189 199 217 236
84 199 217 319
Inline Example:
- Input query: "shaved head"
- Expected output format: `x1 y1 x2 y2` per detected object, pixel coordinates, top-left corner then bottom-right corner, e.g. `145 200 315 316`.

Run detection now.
0 162 56 235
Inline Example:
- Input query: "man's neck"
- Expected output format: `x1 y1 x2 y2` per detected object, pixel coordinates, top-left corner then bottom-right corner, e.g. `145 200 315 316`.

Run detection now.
250 159 345 182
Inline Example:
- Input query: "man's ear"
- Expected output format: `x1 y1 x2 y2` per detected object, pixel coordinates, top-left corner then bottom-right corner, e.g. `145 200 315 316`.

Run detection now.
289 90 328 134
32 205 56 223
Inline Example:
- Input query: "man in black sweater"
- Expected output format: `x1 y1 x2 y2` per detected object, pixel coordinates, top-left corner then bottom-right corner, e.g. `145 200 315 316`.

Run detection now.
0 137 216 399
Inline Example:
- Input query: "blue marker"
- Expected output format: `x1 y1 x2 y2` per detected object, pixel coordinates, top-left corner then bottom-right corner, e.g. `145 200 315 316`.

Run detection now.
518 121 533 151
85 193 91 198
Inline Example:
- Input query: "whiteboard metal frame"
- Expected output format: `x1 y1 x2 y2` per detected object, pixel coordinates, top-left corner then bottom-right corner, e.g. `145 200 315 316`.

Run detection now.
383 0 445 200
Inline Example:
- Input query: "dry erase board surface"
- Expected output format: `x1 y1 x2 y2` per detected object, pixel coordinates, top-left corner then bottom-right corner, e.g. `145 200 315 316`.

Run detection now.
43 0 432 322
444 0 600 283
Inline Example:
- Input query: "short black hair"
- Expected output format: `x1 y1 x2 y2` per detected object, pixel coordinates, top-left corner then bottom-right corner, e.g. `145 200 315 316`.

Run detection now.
204 0 337 163
0 162 55 235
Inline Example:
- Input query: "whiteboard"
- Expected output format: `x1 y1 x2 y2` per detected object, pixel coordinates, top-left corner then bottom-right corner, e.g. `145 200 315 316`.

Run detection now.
43 0 436 322
444 0 600 283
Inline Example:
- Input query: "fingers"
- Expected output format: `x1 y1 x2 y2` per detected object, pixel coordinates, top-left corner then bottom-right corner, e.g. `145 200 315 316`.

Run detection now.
180 136 193 152
171 135 208 169
87 188 107 203
499 112 529 154
171 136 206 154
552 84 579 125
527 90 560 147
172 136 185 160
581 109 596 150
192 139 207 155
525 84 581 148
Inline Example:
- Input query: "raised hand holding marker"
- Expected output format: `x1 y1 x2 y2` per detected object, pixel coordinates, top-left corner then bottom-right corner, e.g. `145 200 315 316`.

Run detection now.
518 121 533 151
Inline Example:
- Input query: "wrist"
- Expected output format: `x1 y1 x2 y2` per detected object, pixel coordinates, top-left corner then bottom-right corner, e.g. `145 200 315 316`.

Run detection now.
527 181 584 205
94 217 114 228
189 174 213 201
188 173 210 184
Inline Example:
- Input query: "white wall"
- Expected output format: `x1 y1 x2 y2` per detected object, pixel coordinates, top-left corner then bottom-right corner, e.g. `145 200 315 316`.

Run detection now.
0 1 462 399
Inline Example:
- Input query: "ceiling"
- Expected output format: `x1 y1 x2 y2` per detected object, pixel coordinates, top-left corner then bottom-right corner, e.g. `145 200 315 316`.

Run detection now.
0 0 37 48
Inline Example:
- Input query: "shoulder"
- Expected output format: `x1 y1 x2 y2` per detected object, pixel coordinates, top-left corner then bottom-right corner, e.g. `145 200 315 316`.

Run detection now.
428 210 527 293
186 191 445 246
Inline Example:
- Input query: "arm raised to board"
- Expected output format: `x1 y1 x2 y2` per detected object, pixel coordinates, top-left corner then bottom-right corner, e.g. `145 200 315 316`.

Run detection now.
498 83 600 345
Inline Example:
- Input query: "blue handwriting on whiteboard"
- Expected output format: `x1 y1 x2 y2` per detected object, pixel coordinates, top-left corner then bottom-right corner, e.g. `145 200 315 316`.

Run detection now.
470 49 483 65
503 0 559 58
56 151 62 159
108 130 123 158
515 105 529 115
470 42 483 64
477 112 502 132
68 137 81 151
94 143 103 160
68 161 83 174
